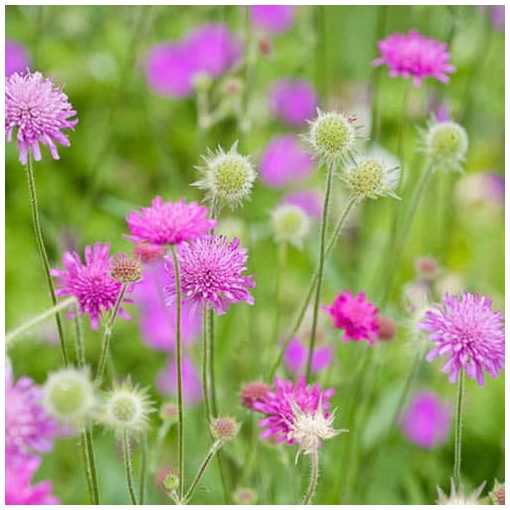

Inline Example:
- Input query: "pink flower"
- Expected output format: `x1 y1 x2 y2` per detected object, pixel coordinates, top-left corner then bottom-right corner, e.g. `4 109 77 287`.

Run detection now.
324 290 379 344
260 135 315 188
284 338 333 375
6 454 59 505
419 292 505 385
5 40 29 77
166 235 255 315
126 196 215 246
281 190 322 221
269 79 318 126
250 6 295 34
51 243 133 329
400 392 451 449
6 71 78 164
373 29 455 87
157 355 202 405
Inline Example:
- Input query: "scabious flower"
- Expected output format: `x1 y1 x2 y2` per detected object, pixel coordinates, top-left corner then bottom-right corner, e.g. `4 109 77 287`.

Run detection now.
269 80 318 126
157 355 202 405
373 29 455 87
111 253 143 284
240 381 271 409
6 71 78 165
436 479 486 505
5 40 29 77
252 376 344 454
51 243 132 329
250 5 295 33
133 241 166 264
400 392 451 449
6 454 60 505
284 338 333 375
419 292 505 385
260 135 314 188
281 190 322 221
270 204 311 248
166 235 255 315
126 196 215 246
324 290 379 344
210 417 240 442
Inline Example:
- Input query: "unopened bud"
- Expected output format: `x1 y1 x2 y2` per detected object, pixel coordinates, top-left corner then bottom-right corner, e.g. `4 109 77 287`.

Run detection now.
210 416 240 441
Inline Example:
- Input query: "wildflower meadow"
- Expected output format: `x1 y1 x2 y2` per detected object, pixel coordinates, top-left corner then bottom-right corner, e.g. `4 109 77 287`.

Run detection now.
5 4 505 506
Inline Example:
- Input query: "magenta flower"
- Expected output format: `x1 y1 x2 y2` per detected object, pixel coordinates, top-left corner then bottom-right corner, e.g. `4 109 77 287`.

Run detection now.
126 196 215 246
373 29 455 87
281 190 322 221
324 290 379 344
6 454 59 505
260 135 315 188
166 235 255 315
269 79 318 126
284 338 333 375
5 40 29 77
419 292 505 385
5 71 78 165
250 6 295 34
157 355 202 405
51 243 132 330
400 391 451 449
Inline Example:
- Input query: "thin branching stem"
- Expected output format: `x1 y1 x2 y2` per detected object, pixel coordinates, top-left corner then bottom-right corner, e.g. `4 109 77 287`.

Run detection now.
123 432 138 505
453 369 465 487
139 435 147 504
202 305 212 421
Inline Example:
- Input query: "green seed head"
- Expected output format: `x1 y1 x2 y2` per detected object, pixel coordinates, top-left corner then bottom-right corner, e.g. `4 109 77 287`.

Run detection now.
271 204 311 248
425 121 468 171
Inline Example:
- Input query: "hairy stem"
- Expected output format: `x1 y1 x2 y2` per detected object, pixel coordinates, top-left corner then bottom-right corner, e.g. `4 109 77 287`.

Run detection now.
139 435 147 504
73 305 85 368
303 451 320 505
83 427 100 504
123 432 138 505
453 369 465 487
202 305 212 421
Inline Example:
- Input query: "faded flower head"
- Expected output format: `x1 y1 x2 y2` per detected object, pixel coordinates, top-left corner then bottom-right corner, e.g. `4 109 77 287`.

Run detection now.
6 71 78 164
6 40 30 77
343 157 400 201
194 142 257 210
436 479 486 505
324 290 379 344
373 29 455 87
111 253 143 283
51 243 132 330
166 235 255 315
271 204 312 248
210 416 240 441
241 381 271 410
419 292 505 385
269 79 318 126
250 5 295 34
126 196 215 246
423 120 468 172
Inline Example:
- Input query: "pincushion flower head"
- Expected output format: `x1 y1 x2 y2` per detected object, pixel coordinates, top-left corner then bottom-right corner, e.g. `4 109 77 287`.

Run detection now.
252 376 345 454
51 243 132 329
419 292 505 385
324 290 379 344
284 338 333 375
269 79 318 126
250 6 295 34
126 196 216 246
6 71 78 165
194 142 257 210
166 235 255 315
373 29 455 87
6 40 30 77
436 479 486 505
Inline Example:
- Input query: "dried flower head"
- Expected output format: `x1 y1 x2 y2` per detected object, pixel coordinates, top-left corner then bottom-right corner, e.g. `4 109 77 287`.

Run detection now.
270 204 311 248
210 416 240 441
241 381 271 409
194 142 257 210
6 71 78 164
423 120 468 172
436 479 486 505
111 253 143 283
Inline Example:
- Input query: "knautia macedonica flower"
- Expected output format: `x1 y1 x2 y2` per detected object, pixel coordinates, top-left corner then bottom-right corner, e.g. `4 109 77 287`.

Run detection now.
270 204 312 248
436 479 486 505
166 235 255 315
422 119 468 172
342 157 400 201
306 110 360 166
194 142 257 210
373 29 455 87
42 367 97 426
269 79 318 126
51 243 132 329
324 290 380 344
240 381 271 409
157 355 203 405
250 5 295 34
419 292 505 385
5 40 30 77
284 338 333 375
252 376 345 454
102 380 154 437
133 241 166 265
210 416 240 442
126 196 216 246
6 71 78 164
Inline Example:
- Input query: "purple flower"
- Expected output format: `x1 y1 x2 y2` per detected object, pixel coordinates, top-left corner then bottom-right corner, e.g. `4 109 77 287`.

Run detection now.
269 79 318 126
126 196 216 246
400 391 451 449
6 454 59 505
5 40 29 77
166 235 255 315
260 135 315 188
488 6 505 31
51 243 133 330
250 6 295 34
284 338 333 375
6 71 78 165
157 355 202 405
419 292 505 385
324 290 379 344
281 190 322 220
373 30 455 87
133 261 201 351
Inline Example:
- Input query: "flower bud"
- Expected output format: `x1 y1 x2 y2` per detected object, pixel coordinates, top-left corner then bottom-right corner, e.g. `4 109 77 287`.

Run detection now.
111 253 143 283
424 120 468 172
234 487 258 505
241 381 271 409
133 241 166 264
210 416 240 441
270 204 311 248
376 315 396 341
415 256 440 279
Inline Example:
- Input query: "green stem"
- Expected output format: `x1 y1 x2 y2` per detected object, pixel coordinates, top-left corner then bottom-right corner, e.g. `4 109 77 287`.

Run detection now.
208 310 218 417
306 162 334 379
202 304 212 421
73 305 85 368
139 435 147 504
453 370 465 487
272 242 287 346
83 427 100 504
303 451 320 505
96 284 127 386
123 432 138 505
25 154 68 365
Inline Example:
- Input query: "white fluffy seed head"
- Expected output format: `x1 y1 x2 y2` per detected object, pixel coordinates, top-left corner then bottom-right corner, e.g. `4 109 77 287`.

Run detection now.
423 120 468 172
270 204 311 248
436 479 486 505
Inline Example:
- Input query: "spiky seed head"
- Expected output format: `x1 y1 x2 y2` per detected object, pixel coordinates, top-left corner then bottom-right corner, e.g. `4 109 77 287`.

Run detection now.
424 121 468 172
194 142 257 210
233 487 258 505
436 479 486 505
210 416 240 442
111 253 143 283
270 204 311 248
42 367 96 426
343 157 400 201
